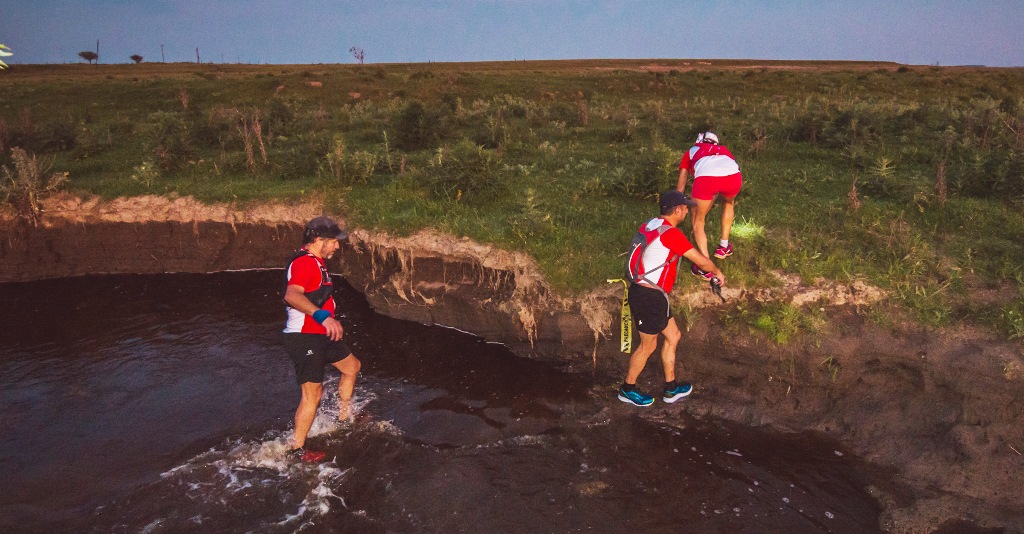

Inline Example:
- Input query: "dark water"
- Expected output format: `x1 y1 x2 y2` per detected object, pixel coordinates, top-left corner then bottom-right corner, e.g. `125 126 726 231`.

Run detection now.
0 271 882 533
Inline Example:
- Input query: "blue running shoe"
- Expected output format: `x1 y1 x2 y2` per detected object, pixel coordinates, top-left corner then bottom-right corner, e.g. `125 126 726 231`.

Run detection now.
618 387 654 407
663 382 693 403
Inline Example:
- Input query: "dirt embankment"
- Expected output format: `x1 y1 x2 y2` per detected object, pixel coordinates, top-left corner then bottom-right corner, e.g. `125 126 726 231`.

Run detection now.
2 195 1022 533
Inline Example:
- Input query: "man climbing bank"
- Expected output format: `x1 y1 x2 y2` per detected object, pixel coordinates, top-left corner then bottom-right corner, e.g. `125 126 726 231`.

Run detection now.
619 191 725 407
282 216 361 462
677 131 743 279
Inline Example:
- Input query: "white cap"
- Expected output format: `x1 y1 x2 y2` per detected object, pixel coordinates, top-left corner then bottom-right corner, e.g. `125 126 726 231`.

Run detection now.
697 131 719 144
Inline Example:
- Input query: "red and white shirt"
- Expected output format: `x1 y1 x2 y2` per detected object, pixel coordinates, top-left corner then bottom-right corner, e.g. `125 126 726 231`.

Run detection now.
283 253 336 334
632 217 694 293
679 142 741 178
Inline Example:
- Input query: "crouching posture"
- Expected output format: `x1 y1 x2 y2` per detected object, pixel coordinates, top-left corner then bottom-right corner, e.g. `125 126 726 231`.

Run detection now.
619 191 725 406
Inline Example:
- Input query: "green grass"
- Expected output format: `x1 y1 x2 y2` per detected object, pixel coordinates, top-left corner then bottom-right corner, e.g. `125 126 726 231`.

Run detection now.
2 60 1023 337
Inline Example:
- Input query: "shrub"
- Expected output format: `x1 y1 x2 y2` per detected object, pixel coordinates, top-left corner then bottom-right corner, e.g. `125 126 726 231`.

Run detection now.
545 101 578 126
274 130 330 180
1000 272 1024 338
1000 299 1024 340
130 160 160 190
146 111 194 171
325 134 379 186
509 187 552 241
606 143 676 199
639 100 667 124
786 104 828 144
425 139 503 204
264 96 296 134
0 110 39 152
196 106 242 150
949 145 1024 199
1 147 69 225
73 121 118 157
858 155 907 199
393 99 445 151
38 116 78 151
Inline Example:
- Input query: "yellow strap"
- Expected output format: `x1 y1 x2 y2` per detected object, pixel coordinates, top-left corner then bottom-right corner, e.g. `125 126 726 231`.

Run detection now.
606 279 632 353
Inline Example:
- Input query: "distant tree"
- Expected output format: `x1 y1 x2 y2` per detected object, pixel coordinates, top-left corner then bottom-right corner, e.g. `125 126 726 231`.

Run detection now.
78 50 98 64
349 46 365 64
130 54 143 64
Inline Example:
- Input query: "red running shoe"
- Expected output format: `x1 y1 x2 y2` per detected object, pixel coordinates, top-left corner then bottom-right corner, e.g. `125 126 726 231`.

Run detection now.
714 243 733 259
291 447 327 463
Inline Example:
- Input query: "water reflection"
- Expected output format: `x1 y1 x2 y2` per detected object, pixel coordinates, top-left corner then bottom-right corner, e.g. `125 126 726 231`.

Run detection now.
0 271 881 532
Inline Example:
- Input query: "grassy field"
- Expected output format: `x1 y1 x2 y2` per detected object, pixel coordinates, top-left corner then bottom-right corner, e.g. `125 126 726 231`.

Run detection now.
2 60 1023 338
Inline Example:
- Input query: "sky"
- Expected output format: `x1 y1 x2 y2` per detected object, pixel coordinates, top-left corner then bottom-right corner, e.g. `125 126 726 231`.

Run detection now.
1 0 1022 67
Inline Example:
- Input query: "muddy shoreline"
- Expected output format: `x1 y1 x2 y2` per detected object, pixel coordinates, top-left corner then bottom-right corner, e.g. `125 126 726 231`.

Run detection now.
2 196 1022 533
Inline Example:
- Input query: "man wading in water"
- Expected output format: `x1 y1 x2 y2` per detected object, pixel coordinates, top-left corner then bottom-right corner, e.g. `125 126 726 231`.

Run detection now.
282 216 361 462
619 191 725 406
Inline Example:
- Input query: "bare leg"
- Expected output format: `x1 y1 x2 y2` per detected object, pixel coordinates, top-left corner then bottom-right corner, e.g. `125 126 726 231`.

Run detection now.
659 318 682 383
721 195 737 244
625 332 659 385
293 382 323 449
692 196 716 258
331 354 361 420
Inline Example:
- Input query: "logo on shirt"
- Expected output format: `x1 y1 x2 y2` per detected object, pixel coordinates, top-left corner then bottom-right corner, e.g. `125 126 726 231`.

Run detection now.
306 350 314 356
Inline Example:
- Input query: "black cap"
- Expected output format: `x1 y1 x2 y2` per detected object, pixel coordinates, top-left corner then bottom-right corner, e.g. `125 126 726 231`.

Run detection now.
305 216 349 241
659 190 697 211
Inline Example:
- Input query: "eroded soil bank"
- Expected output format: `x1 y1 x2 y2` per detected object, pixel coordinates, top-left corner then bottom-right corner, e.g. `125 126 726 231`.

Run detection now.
2 195 1022 533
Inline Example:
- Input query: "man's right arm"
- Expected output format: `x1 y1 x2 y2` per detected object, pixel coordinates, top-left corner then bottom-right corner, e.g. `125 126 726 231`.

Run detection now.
677 168 689 192
285 280 344 341
677 150 693 192
662 229 725 285
284 283 318 315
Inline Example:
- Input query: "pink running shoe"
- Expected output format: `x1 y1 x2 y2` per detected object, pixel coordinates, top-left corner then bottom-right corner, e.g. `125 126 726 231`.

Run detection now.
691 263 713 280
714 243 733 259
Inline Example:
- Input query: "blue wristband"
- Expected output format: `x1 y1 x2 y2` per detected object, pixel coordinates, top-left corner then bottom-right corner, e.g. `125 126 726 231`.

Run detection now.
312 310 331 324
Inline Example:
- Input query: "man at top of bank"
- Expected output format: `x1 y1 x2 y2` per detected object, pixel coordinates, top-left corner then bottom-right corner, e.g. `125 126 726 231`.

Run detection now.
676 131 743 280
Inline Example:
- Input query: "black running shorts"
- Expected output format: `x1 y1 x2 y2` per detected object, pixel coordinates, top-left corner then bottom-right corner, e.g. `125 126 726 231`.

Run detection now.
628 283 671 335
282 333 352 385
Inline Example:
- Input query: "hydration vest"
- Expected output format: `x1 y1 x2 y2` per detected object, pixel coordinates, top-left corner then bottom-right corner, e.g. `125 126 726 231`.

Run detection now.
283 249 333 307
687 142 741 178
625 222 677 294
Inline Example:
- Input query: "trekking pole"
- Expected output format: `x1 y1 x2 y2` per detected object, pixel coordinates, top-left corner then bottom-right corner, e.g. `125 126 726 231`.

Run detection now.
710 277 726 304
606 279 632 353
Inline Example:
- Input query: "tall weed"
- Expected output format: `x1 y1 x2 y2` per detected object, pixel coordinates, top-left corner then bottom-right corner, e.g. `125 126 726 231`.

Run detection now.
1 147 69 225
